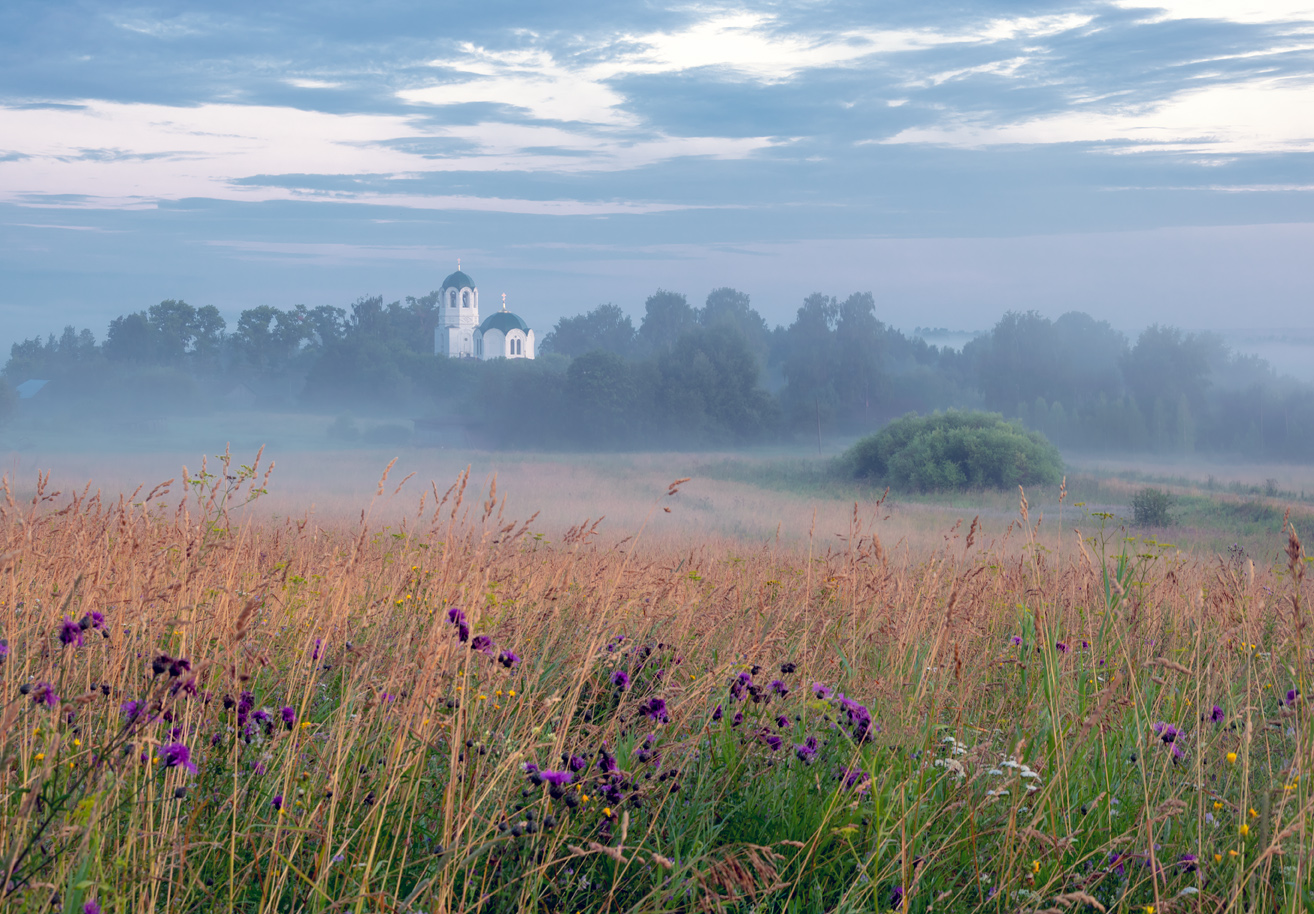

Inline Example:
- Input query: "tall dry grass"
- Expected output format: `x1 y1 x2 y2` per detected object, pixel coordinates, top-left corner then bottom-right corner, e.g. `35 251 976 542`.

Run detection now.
0 452 1311 913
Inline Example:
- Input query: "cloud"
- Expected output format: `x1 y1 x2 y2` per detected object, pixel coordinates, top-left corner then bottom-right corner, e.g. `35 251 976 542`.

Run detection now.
881 75 1314 155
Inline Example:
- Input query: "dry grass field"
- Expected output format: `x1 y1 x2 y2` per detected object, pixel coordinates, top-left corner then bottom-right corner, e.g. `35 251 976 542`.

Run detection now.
1 448 1312 912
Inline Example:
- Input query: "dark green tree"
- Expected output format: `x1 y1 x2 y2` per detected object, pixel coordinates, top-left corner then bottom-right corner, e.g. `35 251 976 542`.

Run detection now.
542 304 637 358
565 349 639 446
638 290 696 356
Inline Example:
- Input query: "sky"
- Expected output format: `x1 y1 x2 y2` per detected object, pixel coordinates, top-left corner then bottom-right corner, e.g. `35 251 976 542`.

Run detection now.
2 0 1313 352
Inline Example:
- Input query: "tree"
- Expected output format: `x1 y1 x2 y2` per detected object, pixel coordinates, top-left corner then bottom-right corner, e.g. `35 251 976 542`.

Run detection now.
657 325 777 444
104 312 155 362
148 299 199 363
542 304 637 358
192 306 226 359
778 293 839 430
843 411 1063 491
565 349 639 446
637 290 696 355
699 287 769 366
832 292 886 429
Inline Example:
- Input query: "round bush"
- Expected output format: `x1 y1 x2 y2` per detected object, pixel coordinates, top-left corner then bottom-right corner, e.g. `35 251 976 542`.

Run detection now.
842 410 1063 492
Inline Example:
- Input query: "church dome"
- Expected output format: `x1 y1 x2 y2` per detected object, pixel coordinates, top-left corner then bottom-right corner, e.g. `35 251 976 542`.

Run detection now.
479 311 530 335
441 269 475 290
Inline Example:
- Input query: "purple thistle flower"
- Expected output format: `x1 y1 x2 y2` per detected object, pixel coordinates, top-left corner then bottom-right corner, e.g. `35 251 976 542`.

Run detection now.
281 706 296 730
811 682 832 700
31 681 58 708
458 622 470 642
640 697 669 723
253 709 270 725
730 672 751 701
775 714 791 729
597 747 618 774
795 736 818 763
769 679 789 697
271 794 283 810
498 650 520 669
312 638 322 660
58 618 84 648
1210 704 1225 723
891 885 904 909
121 700 141 722
780 662 797 674
712 704 723 721
169 658 191 678
160 742 197 774
757 731 782 751
447 607 466 626
732 710 744 727
1153 721 1178 744
1011 635 1023 646
81 611 106 631
610 670 630 690
1178 853 1198 872
471 634 495 656
1286 688 1300 704
539 769 572 787
0 639 8 662
839 766 869 789
84 902 102 914
836 694 878 742
568 754 588 772
1056 641 1070 654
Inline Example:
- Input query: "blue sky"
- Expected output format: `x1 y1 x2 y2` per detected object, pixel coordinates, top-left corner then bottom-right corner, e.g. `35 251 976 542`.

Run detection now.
2 0 1313 350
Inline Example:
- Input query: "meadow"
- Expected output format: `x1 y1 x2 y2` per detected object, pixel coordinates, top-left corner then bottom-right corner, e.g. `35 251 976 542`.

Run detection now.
1 446 1312 913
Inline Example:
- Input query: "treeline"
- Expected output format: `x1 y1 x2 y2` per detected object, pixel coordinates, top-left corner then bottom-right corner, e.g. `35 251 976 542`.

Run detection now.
4 288 1314 458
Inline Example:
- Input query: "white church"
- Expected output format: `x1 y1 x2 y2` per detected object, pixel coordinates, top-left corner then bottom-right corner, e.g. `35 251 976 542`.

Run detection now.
433 263 535 360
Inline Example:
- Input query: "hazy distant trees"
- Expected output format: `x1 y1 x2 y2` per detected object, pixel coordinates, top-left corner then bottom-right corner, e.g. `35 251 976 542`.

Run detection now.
10 283 1314 459
542 304 637 358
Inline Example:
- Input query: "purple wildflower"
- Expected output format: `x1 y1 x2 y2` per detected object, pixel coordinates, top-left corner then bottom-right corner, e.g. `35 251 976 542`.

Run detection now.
447 607 466 626
610 670 630 690
523 762 540 782
80 611 106 631
732 711 744 727
597 747 618 774
712 704 723 721
160 742 197 774
121 700 141 722
836 694 878 742
769 679 790 697
1286 688 1300 704
84 902 102 914
891 885 904 909
1178 853 1198 872
498 650 520 669
1056 641 1070 654
730 671 752 701
31 681 58 708
795 736 818 763
539 769 572 787
1108 852 1124 877
775 714 791 729
169 657 191 678
281 706 296 730
1153 722 1178 744
471 634 495 656
0 639 8 662
1210 705 1225 723
58 618 84 648
568 754 588 772
811 682 832 700
1010 635 1023 646
640 697 669 723
757 731 782 751
271 794 283 811
839 766 869 789
312 638 322 660
780 662 797 674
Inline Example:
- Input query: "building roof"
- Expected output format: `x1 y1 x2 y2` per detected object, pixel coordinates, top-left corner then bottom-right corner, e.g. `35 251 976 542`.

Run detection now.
441 270 476 290
16 379 49 399
479 311 530 335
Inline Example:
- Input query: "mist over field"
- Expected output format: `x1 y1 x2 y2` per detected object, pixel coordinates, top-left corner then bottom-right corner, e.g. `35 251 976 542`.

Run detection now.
6 3 1314 913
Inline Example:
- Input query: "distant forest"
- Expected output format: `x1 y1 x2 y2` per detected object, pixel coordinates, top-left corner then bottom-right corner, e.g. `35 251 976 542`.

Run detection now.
3 289 1312 458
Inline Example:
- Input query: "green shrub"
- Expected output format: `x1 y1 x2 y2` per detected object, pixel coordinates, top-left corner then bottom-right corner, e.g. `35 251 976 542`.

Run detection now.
841 410 1063 492
1131 486 1175 526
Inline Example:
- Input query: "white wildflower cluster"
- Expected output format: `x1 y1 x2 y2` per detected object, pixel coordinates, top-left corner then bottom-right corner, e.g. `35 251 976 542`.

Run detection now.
984 757 1042 797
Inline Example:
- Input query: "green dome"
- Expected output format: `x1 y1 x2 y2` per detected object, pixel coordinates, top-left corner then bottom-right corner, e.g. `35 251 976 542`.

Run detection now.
441 270 475 290
479 311 530 335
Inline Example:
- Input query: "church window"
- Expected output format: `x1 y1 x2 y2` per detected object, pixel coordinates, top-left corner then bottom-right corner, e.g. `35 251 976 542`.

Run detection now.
462 291 470 308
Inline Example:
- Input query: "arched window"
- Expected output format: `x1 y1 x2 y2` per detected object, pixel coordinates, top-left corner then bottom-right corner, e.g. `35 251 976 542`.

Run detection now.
462 291 470 308
449 290 457 308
